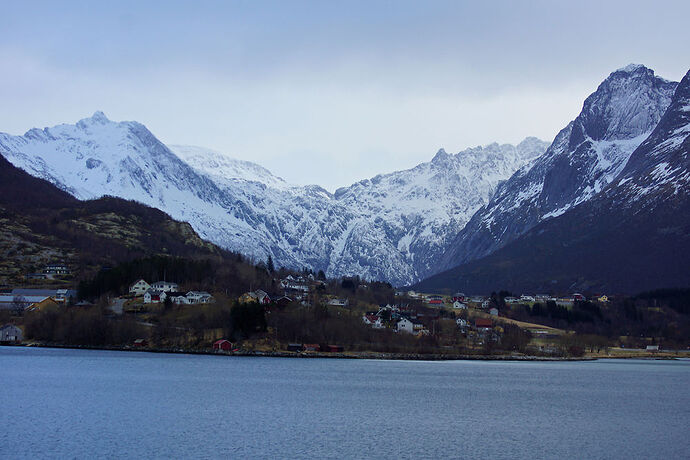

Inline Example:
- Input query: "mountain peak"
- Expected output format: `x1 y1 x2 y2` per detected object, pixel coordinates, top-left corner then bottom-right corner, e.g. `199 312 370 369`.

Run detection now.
76 111 111 128
431 148 450 163
615 63 647 74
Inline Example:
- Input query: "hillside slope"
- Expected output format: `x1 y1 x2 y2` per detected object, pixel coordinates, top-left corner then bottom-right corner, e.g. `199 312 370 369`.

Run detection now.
0 155 219 285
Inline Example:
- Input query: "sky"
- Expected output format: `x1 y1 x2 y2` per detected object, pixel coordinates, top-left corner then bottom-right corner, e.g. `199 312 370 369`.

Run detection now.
1 0 688 191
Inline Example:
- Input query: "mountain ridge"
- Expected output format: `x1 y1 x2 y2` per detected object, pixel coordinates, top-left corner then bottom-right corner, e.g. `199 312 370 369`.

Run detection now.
0 113 546 285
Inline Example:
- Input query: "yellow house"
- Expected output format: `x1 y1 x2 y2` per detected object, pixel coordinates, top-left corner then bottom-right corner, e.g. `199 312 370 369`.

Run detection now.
27 297 60 312
597 295 609 303
238 292 255 304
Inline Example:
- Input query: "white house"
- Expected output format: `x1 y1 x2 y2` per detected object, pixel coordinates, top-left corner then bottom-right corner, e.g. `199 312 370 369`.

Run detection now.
456 318 467 328
396 317 428 335
327 298 349 307
144 290 167 304
520 295 536 302
169 293 190 305
489 307 499 316
453 301 468 309
396 317 415 334
362 313 384 329
129 279 151 296
186 291 214 304
151 281 179 293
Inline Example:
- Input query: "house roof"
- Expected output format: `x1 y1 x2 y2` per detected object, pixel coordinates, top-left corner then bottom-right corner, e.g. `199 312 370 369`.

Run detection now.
475 318 493 328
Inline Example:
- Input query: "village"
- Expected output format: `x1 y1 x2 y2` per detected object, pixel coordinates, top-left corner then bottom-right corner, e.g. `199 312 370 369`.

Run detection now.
4 260 657 358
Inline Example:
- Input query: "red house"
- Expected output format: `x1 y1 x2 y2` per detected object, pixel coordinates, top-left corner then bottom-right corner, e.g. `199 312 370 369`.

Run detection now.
133 338 148 347
475 318 493 330
326 345 344 353
213 339 232 351
303 343 321 352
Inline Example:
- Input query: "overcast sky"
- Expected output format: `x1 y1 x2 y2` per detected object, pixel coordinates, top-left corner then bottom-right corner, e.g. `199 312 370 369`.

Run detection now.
1 1 688 190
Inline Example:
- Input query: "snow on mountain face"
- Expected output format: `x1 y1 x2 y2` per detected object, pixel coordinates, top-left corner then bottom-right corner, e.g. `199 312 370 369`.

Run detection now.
169 145 290 190
440 65 678 270
329 138 547 281
0 112 546 285
608 69 690 206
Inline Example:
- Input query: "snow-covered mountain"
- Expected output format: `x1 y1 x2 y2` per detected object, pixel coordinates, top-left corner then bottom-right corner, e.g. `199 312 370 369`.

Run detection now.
440 64 678 270
0 113 546 285
415 68 690 294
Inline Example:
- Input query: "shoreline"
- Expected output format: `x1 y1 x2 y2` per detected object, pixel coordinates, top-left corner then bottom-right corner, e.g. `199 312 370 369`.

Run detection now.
5 342 685 361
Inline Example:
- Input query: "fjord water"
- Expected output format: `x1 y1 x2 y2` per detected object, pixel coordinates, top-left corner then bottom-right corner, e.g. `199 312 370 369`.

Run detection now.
1 348 688 459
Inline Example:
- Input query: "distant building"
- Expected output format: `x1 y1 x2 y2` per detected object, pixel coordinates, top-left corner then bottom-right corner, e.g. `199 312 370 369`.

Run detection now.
239 290 271 304
475 318 493 330
129 279 151 296
144 290 167 304
453 301 468 309
43 264 70 275
327 298 349 307
646 345 660 351
151 281 179 293
0 324 23 343
186 291 214 304
597 295 609 303
213 339 233 351
10 289 76 304
489 307 499 316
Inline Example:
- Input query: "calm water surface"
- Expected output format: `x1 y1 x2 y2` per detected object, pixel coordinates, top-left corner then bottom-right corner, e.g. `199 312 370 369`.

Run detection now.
1 347 689 459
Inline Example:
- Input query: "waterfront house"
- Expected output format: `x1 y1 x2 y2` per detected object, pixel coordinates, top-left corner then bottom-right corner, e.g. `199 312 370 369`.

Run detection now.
129 279 151 296
0 324 23 343
213 339 233 351
303 344 321 352
287 343 303 352
133 338 148 347
326 345 344 352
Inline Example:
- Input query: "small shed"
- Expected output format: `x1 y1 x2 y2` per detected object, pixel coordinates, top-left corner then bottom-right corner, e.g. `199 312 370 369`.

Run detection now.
0 324 23 343
133 338 148 347
213 339 232 351
326 345 344 353
303 343 320 352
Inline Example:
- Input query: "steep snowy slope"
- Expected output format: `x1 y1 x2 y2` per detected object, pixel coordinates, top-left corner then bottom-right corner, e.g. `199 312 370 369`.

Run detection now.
415 69 690 295
440 64 678 270
329 138 547 281
0 113 545 285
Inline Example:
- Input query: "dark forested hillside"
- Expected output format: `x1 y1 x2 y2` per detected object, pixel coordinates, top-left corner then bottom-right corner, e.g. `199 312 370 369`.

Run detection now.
0 154 220 284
